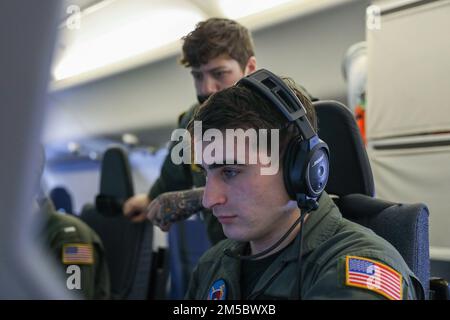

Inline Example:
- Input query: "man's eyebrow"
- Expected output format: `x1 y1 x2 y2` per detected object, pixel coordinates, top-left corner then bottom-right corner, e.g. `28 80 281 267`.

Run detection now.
206 162 245 170
208 66 228 72
203 66 229 75
191 66 227 74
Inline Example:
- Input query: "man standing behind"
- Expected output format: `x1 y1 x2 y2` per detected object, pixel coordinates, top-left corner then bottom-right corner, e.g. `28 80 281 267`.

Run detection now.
123 18 257 244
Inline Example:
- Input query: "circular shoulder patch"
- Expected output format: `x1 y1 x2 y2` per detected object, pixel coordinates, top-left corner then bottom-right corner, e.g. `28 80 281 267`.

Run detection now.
207 279 227 300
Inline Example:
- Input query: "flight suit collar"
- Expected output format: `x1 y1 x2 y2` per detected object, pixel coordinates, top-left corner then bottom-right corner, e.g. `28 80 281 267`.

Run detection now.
248 230 302 299
219 239 300 300
249 192 341 299
301 192 341 256
217 244 244 299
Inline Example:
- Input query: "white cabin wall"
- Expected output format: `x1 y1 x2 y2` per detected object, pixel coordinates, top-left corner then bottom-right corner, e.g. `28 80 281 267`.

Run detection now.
253 0 369 102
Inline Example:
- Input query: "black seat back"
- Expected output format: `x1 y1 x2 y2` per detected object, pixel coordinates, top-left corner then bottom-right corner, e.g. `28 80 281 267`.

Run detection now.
315 101 430 298
315 100 374 197
80 147 154 299
49 186 74 214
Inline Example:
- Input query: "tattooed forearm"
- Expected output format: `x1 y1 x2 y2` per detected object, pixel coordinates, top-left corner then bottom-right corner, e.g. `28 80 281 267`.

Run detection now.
155 188 205 224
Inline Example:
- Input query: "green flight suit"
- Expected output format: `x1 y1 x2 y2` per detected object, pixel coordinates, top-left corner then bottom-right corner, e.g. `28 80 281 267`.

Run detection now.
41 199 111 299
148 104 225 245
185 192 425 300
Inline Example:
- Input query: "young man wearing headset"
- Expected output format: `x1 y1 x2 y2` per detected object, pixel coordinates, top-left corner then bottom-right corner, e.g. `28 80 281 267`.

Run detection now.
182 69 423 300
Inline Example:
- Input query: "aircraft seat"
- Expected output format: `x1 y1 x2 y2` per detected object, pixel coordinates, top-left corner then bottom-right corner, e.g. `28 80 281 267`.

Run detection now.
315 100 431 298
49 186 74 214
80 147 165 299
169 216 211 299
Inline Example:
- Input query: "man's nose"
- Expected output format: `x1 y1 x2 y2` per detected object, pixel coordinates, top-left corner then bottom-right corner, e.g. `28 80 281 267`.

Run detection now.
202 177 226 209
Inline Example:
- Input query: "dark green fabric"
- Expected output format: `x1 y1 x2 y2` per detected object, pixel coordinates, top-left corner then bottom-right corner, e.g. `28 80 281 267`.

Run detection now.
41 199 111 299
185 192 424 300
148 103 226 245
148 104 198 200
240 244 286 299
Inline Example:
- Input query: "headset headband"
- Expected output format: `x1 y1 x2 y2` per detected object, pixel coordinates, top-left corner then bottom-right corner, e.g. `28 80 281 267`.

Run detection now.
237 69 316 140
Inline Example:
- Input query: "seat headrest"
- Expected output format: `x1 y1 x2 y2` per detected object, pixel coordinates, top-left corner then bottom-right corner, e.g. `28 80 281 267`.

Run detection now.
49 187 73 214
97 147 134 214
314 100 374 197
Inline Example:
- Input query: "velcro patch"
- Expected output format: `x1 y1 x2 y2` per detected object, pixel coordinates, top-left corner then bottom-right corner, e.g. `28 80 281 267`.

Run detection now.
62 243 94 265
208 279 227 300
64 226 76 233
345 256 402 300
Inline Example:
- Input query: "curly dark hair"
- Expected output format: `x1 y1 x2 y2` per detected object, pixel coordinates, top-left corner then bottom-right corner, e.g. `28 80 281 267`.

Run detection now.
180 18 255 70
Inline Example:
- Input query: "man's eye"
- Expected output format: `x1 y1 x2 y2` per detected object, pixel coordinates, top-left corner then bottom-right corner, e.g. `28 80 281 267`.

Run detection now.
222 168 239 179
213 70 227 79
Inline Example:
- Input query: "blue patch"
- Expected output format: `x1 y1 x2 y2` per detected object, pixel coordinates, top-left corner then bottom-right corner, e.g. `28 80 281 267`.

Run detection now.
208 279 227 300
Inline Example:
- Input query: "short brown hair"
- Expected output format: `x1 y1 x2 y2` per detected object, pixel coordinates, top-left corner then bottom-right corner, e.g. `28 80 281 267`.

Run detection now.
180 18 255 70
187 77 317 160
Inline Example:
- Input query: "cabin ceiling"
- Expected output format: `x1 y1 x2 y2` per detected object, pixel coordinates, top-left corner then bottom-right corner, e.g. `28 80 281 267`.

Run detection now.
52 0 357 90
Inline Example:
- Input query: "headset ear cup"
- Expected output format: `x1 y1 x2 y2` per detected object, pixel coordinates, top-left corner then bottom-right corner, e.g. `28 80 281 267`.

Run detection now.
283 137 307 199
283 138 330 201
305 142 330 197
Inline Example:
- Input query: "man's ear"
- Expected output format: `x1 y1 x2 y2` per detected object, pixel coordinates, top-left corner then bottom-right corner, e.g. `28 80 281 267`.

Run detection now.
244 56 257 75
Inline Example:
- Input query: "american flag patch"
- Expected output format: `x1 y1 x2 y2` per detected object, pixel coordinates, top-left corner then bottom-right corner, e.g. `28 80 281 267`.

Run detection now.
345 256 403 300
62 244 94 265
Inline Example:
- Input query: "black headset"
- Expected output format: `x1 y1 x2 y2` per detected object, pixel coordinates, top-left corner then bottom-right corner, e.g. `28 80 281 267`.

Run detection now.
237 69 330 212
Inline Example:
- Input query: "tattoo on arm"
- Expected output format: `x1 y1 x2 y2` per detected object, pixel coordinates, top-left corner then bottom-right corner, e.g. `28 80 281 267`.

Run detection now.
156 188 205 224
